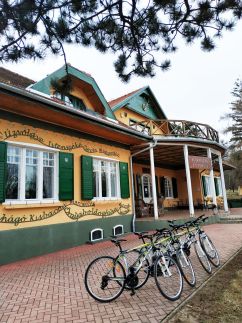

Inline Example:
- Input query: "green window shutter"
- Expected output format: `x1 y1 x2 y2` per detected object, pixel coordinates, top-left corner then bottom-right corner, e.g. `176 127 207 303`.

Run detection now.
136 174 142 199
119 162 130 199
202 176 207 197
59 152 74 200
155 175 159 197
160 176 165 196
81 156 93 200
0 142 7 203
214 178 219 196
172 177 178 198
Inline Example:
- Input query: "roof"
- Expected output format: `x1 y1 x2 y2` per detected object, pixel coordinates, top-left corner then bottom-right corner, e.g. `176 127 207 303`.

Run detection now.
29 64 116 120
109 88 141 108
109 86 167 120
0 67 35 88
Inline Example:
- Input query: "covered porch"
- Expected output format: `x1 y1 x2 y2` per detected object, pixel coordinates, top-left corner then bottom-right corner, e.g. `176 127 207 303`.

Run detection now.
130 119 231 221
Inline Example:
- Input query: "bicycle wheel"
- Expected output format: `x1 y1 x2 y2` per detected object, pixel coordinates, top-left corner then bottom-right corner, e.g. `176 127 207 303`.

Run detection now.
84 256 126 302
194 240 212 274
121 250 150 290
199 234 220 267
176 249 196 287
154 254 183 301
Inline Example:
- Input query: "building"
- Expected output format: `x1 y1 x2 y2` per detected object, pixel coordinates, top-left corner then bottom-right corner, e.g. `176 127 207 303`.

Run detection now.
0 64 230 264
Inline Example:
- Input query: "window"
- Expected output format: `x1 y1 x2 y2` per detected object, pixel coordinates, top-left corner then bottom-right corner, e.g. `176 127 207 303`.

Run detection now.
164 177 173 198
93 159 120 199
6 145 58 202
215 177 223 196
55 92 86 111
202 175 212 197
90 228 103 242
142 174 152 202
113 225 124 236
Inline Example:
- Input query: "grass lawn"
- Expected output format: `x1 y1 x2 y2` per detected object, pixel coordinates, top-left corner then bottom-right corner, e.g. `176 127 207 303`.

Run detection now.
170 249 242 323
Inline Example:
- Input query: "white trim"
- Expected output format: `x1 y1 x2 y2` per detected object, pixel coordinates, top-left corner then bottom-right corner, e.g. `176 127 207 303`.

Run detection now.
6 140 59 152
3 199 60 205
6 143 59 203
164 176 173 199
91 155 119 162
93 197 122 201
113 225 124 236
92 158 120 200
90 228 104 242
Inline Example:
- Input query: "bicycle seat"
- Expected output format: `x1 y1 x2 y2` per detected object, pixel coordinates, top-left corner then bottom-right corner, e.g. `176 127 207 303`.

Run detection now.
134 231 148 238
156 228 171 236
110 238 127 245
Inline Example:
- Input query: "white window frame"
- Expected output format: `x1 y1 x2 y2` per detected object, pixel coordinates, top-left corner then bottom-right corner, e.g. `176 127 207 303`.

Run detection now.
92 157 120 201
164 177 173 199
90 228 103 242
4 142 59 205
113 225 124 236
142 174 152 203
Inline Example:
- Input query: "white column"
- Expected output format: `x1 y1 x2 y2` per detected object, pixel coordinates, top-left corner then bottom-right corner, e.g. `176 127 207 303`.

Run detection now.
183 145 194 217
218 153 229 213
150 144 158 220
207 148 217 205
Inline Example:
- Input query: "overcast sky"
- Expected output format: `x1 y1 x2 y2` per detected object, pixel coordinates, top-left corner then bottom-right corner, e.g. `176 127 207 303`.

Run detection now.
2 20 242 144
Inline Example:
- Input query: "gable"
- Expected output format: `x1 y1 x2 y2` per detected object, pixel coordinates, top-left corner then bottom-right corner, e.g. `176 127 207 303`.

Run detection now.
29 64 116 120
110 86 167 121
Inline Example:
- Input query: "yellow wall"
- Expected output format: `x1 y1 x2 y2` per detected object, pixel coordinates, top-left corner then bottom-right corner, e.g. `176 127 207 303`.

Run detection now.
133 164 203 207
114 107 165 135
0 118 132 231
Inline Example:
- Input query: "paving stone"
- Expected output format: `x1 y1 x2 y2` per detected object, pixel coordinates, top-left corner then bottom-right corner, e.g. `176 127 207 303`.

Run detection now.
0 223 242 322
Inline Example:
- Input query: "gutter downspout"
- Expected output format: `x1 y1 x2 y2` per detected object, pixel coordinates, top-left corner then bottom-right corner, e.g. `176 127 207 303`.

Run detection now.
130 140 158 232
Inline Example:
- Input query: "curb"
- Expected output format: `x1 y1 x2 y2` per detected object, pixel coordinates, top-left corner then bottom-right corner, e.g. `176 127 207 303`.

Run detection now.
161 245 242 322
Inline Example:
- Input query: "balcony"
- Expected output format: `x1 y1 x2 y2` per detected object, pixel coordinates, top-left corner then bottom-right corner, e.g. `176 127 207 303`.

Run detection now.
129 119 219 143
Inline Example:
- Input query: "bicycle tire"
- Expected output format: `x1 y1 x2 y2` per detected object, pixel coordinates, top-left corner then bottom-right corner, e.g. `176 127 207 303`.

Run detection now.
154 254 183 301
176 249 196 287
194 240 212 274
120 249 150 290
199 234 220 267
84 256 126 302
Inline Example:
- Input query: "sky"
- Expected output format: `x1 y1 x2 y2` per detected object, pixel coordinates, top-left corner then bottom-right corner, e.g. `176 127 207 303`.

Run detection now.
2 20 242 144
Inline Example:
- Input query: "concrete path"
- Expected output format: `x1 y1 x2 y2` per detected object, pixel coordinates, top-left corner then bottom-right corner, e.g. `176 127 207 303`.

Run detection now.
0 223 242 323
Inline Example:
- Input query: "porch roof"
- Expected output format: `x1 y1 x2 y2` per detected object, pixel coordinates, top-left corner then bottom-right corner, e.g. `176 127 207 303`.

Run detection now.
131 141 231 170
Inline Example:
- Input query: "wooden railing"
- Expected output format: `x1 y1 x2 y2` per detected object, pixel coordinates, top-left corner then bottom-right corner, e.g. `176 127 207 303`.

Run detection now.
129 119 219 143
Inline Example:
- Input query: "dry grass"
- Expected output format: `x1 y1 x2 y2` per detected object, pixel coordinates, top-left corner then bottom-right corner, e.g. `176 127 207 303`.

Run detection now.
170 250 242 323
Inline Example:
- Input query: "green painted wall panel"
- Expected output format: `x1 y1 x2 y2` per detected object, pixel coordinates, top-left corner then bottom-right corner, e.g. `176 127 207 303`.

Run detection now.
0 215 133 265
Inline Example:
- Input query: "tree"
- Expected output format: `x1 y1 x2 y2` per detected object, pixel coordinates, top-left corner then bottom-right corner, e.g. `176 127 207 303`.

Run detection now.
223 80 242 190
0 0 242 81
223 80 242 149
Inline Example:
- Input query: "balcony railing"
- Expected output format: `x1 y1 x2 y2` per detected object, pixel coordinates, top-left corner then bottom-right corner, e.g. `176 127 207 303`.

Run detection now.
129 119 219 143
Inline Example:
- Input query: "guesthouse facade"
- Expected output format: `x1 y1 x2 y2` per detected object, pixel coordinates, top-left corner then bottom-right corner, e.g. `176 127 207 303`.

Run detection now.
0 64 229 264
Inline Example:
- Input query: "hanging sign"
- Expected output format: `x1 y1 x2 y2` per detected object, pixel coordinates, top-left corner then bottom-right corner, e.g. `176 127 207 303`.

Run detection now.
189 155 212 170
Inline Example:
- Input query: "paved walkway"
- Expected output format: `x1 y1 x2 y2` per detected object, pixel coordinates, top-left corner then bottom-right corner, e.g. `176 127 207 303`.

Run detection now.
0 223 242 323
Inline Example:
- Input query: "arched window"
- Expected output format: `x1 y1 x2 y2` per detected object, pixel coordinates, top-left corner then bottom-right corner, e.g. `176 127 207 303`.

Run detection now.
113 225 124 236
90 228 103 242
